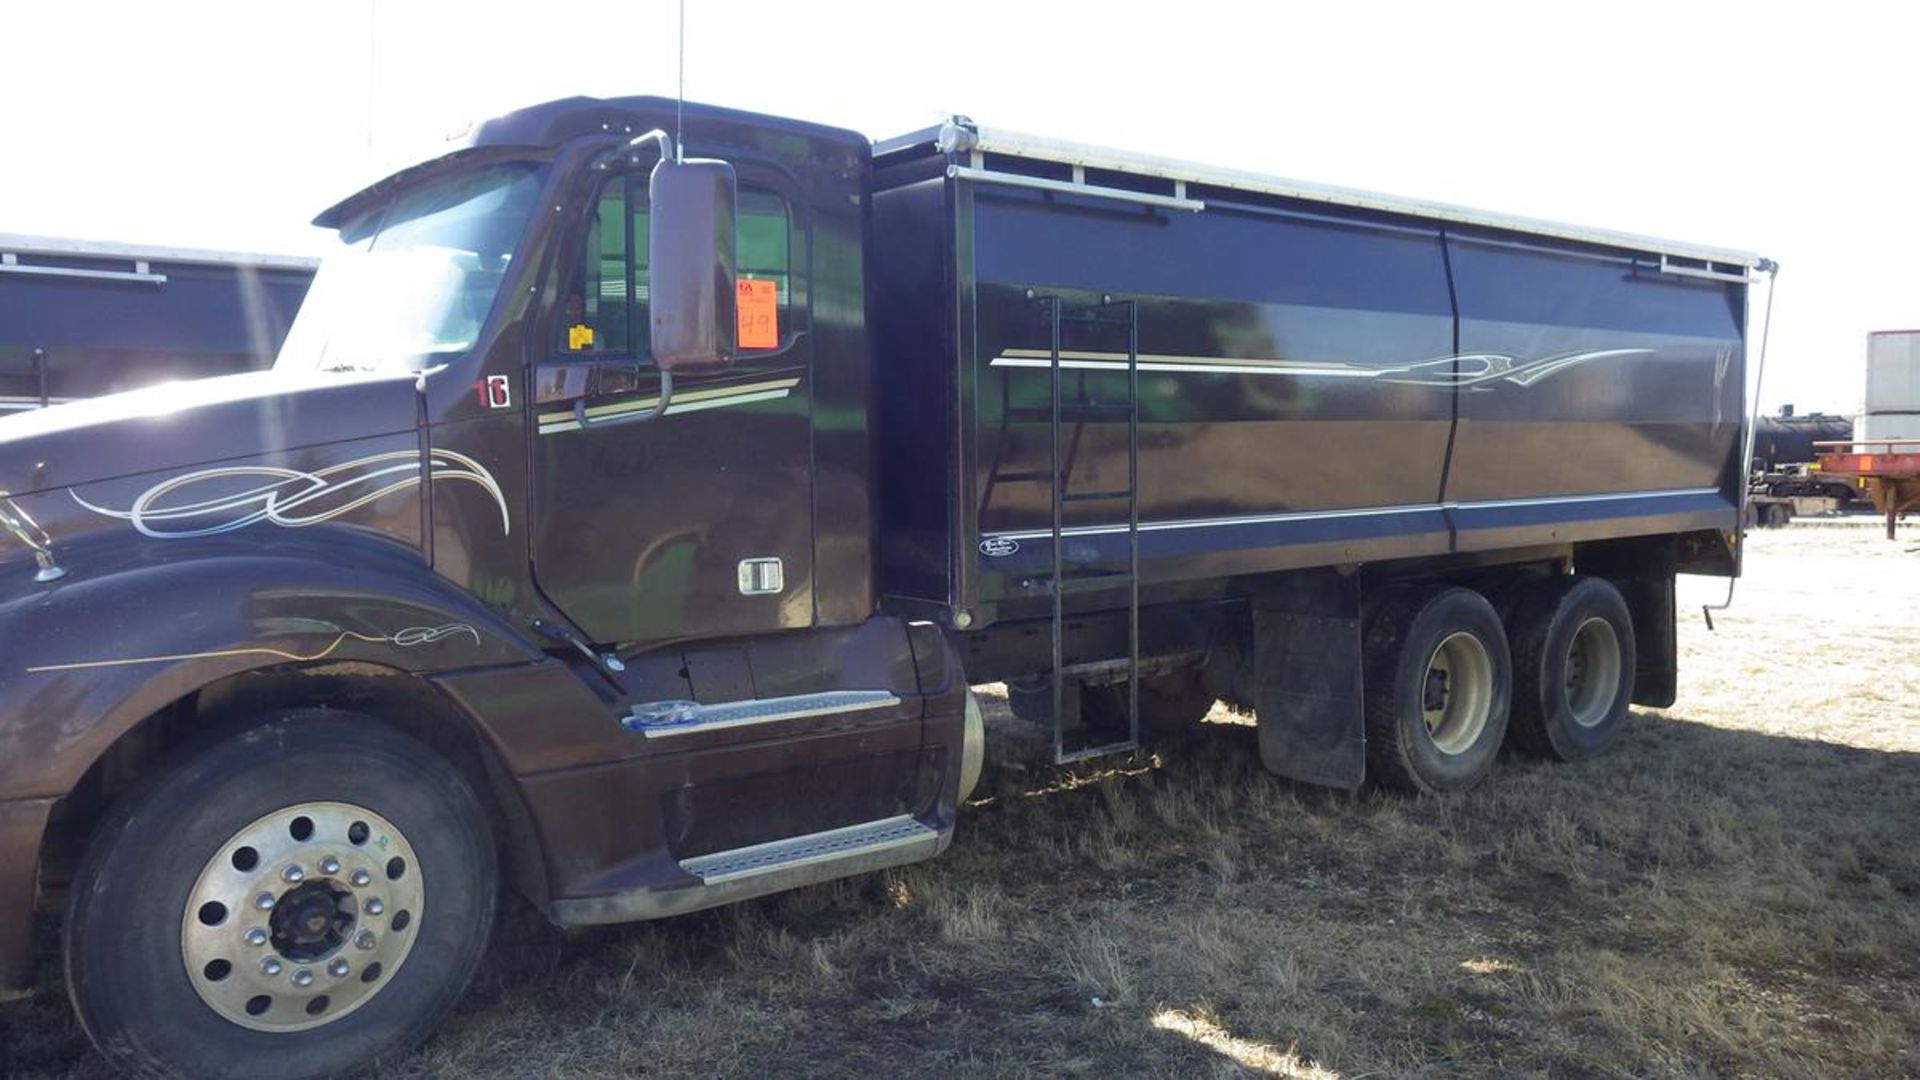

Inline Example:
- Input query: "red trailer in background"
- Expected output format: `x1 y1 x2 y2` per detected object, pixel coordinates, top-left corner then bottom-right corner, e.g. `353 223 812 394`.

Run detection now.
1816 439 1920 539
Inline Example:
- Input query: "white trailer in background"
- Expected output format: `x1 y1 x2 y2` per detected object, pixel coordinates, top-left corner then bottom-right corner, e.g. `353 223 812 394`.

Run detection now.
1857 330 1920 444
1814 331 1920 538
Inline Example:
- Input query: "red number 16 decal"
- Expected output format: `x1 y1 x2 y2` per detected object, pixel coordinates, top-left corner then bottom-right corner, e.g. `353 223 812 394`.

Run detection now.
474 374 512 409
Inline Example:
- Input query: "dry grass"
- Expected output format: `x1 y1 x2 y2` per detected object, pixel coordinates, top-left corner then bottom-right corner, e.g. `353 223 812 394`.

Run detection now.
7 524 1919 1078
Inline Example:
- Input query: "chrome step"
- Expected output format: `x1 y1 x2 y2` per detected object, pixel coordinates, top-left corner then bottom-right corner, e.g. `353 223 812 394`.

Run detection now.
621 690 900 739
681 815 939 885
550 813 949 927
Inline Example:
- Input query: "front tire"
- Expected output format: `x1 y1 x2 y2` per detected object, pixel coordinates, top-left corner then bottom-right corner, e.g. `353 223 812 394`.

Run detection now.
1363 587 1512 794
67 711 497 1080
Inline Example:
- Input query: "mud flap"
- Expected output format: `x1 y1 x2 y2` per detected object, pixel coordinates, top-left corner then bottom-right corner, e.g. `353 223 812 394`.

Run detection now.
1252 570 1365 791
1621 574 1677 707
1575 537 1678 708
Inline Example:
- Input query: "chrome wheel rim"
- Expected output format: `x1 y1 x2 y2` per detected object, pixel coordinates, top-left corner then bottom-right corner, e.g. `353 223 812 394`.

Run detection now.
1422 631 1494 755
1564 617 1622 728
181 802 423 1032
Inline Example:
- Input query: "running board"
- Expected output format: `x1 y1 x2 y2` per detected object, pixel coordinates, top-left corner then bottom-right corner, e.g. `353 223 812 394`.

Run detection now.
549 816 949 926
621 690 900 739
682 815 938 884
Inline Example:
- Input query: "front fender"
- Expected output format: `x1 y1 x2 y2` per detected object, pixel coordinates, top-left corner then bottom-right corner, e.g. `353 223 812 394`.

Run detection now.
0 533 541 802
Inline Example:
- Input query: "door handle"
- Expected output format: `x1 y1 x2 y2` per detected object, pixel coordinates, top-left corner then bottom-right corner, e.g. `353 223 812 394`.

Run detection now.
538 359 674 431
574 370 674 430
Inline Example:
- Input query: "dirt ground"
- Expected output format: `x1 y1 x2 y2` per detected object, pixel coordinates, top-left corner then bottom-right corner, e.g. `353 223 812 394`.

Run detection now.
7 525 1919 1078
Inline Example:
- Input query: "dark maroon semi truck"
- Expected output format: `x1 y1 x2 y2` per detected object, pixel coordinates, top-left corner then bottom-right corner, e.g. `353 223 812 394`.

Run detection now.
0 96 1768 1077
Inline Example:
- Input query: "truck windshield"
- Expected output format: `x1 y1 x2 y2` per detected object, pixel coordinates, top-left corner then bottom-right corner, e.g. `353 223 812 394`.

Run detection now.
277 161 544 372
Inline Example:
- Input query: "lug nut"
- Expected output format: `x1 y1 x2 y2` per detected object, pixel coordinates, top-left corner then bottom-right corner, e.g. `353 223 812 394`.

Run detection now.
261 957 284 977
328 959 351 978
282 865 304 883
319 856 341 875
254 892 276 911
291 968 314 988
350 869 372 887
355 931 377 951
245 927 269 948
363 898 384 917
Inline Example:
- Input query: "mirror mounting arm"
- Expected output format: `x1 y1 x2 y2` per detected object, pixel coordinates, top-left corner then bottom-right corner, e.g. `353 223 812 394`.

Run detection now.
627 128 676 164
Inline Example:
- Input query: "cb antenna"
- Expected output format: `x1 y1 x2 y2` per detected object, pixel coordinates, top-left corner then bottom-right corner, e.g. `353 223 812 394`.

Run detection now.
674 0 685 162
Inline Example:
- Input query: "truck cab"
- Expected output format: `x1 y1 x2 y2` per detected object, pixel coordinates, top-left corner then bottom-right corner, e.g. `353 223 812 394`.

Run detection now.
0 97 975 1078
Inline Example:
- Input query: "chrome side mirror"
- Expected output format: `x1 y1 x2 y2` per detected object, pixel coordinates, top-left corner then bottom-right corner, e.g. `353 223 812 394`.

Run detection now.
647 155 737 375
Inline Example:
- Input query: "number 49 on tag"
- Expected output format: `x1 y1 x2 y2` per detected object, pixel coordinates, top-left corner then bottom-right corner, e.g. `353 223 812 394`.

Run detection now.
736 279 777 349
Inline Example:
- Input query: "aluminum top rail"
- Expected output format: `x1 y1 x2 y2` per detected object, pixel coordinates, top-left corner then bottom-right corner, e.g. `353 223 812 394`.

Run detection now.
930 120 1768 274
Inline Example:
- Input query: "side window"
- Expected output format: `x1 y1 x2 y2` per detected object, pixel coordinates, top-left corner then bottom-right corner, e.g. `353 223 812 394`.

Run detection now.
560 178 792 358
737 190 791 348
561 180 638 357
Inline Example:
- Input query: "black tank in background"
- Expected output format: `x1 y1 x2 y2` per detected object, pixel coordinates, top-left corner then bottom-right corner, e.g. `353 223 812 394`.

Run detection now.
0 235 314 412
1751 410 1853 470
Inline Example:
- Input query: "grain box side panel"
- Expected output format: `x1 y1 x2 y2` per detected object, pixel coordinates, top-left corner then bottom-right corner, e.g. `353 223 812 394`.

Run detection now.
962 186 1458 601
1444 235 1746 505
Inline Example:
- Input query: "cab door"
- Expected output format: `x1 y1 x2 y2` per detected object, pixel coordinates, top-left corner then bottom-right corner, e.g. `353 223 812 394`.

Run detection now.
528 168 814 645
527 162 928 862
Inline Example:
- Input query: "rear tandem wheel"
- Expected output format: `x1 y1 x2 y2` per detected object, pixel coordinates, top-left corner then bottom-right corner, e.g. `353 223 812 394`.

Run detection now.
1505 575 1638 762
1362 586 1513 794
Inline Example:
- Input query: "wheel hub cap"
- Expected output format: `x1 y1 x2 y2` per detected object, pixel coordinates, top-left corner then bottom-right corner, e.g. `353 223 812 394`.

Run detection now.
269 880 356 960
181 802 423 1032
1564 616 1622 728
1422 631 1494 756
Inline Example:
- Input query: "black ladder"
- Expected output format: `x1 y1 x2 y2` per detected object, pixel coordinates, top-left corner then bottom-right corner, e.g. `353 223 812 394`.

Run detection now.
1032 295 1142 764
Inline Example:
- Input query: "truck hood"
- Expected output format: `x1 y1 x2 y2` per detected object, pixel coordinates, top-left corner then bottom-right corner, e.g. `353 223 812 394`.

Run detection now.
0 369 422 498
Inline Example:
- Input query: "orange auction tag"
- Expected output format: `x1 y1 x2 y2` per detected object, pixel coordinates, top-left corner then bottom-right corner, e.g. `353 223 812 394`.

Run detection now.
737 279 777 349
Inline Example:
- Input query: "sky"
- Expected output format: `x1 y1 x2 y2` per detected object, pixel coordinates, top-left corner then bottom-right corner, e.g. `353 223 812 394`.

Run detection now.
3 0 1916 413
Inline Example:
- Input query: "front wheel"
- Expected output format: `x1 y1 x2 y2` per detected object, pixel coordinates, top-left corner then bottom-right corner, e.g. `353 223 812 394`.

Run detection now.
67 711 497 1080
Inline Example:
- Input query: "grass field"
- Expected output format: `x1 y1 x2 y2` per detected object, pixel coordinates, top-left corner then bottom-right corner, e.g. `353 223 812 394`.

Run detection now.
9 525 1919 1078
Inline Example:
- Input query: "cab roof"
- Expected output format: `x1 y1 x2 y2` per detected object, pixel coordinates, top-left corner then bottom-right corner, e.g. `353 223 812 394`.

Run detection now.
315 96 868 230
463 95 868 154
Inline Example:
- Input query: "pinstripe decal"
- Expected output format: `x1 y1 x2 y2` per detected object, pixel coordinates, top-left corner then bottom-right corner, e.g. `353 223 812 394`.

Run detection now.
989 347 1654 387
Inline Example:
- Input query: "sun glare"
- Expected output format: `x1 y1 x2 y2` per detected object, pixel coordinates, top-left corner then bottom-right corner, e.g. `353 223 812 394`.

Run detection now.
1149 1008 1340 1079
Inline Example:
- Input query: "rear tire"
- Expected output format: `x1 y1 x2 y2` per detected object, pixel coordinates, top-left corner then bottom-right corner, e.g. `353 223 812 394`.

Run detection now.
66 711 497 1080
1363 587 1511 794
1507 575 1637 762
